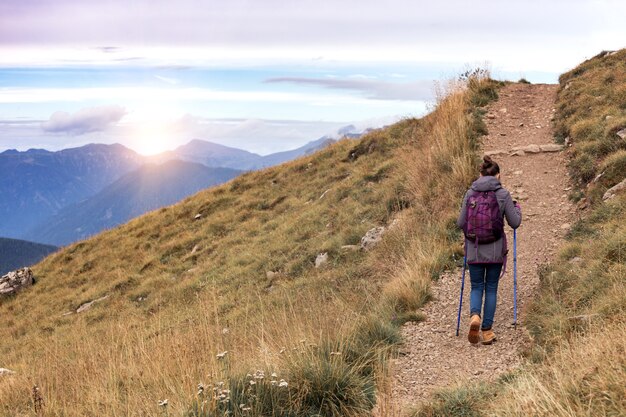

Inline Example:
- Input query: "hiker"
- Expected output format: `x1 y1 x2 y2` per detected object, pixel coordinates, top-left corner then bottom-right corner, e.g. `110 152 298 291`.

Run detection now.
457 155 521 345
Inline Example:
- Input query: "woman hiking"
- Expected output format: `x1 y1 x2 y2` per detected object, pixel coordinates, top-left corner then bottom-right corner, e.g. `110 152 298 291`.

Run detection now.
457 156 521 344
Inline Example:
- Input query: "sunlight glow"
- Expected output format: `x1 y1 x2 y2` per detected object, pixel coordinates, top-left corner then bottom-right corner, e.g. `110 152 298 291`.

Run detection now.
131 120 178 155
126 104 182 156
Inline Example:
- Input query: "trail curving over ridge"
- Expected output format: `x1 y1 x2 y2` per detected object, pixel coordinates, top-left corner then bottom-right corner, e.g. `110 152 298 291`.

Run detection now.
391 83 577 409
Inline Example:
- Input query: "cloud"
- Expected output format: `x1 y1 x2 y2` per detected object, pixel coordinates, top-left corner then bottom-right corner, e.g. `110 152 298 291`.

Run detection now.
1 1 624 75
265 77 434 101
155 75 180 85
93 46 120 53
41 105 126 135
168 115 350 154
0 86 376 106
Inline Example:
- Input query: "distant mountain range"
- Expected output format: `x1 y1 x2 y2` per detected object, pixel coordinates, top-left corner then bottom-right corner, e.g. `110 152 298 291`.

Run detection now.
0 143 144 238
1 126 367 247
151 136 337 170
25 160 241 246
0 237 57 275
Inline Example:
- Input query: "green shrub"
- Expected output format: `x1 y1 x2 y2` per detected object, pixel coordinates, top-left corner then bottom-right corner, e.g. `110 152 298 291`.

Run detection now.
466 74 500 107
412 384 490 417
558 243 581 261
288 352 377 416
598 149 626 187
568 153 596 184
570 118 603 142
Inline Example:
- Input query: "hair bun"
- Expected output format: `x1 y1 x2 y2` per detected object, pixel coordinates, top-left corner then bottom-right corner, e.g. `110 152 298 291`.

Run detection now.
479 155 500 176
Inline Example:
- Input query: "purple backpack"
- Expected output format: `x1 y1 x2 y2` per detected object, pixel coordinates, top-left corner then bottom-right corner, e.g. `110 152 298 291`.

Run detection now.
463 190 504 244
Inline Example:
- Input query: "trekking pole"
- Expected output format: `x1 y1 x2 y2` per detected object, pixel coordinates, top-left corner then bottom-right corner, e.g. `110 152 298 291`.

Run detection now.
455 245 467 337
513 228 518 329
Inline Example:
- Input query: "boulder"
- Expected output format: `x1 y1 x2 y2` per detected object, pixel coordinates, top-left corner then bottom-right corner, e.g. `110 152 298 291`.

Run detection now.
485 150 507 156
616 129 626 139
360 226 386 251
315 253 328 268
603 178 626 201
539 144 564 152
0 368 15 376
0 268 34 297
521 144 542 153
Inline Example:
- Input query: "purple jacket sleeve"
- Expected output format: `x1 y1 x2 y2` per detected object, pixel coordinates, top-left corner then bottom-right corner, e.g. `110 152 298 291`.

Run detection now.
501 190 522 229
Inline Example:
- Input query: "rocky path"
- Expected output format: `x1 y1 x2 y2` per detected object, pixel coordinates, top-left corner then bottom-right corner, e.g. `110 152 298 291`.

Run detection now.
391 83 576 411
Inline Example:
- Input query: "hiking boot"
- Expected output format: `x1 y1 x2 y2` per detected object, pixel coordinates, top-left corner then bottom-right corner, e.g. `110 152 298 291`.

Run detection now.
468 314 481 344
481 329 496 345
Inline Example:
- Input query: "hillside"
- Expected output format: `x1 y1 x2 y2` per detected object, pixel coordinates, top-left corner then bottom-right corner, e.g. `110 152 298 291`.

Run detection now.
24 160 242 246
2 50 622 416
0 238 57 275
0 74 498 416
0 143 144 238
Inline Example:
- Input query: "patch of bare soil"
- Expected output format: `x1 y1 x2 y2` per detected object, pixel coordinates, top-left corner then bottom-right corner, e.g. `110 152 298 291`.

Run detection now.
391 84 576 411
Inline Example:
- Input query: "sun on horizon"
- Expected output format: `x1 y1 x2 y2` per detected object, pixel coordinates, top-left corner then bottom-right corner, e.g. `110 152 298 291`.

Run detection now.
130 123 178 156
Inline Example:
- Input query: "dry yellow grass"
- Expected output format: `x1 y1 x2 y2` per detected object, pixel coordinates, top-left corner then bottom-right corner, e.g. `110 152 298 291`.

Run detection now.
489 322 626 416
0 74 497 416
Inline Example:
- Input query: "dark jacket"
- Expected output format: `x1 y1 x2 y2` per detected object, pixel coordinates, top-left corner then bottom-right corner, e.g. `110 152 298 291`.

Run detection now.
457 176 522 264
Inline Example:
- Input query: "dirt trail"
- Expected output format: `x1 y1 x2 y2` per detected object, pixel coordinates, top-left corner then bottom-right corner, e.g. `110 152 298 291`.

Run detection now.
391 83 576 410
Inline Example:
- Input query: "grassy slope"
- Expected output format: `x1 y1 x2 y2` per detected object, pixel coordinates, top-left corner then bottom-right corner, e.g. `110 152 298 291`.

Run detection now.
1 125 407 415
0 76 497 417
415 50 626 417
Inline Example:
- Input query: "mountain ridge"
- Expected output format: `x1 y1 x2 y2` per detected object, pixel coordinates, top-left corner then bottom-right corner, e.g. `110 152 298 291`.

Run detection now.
0 142 145 238
0 237 58 275
24 159 242 246
2 130 355 244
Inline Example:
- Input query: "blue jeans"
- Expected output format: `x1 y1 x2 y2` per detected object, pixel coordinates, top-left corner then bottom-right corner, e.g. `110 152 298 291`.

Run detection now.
468 263 502 330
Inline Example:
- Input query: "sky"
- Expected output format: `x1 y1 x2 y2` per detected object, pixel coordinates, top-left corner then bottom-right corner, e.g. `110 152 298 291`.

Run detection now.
0 0 624 156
